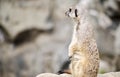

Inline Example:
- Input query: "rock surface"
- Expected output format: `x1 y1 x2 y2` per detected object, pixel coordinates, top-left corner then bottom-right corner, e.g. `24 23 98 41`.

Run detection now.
36 73 71 77
98 72 120 77
36 72 120 77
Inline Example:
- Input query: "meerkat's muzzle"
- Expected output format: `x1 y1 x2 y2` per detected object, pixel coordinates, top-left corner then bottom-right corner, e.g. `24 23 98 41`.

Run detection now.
65 8 72 17
65 10 70 17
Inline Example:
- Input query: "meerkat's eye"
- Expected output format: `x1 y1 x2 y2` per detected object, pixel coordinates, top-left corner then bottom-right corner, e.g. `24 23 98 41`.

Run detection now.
75 9 78 17
69 8 72 12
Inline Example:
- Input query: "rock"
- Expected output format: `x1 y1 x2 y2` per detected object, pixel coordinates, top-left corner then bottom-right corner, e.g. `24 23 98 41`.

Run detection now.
36 72 120 77
36 73 71 77
114 24 120 71
0 29 5 43
36 73 59 77
115 24 120 55
99 60 115 73
0 0 52 39
98 72 120 77
103 0 119 16
97 13 112 29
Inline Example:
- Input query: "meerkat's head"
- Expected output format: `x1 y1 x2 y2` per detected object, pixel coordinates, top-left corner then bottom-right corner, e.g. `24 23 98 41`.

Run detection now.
65 7 78 18
65 6 87 22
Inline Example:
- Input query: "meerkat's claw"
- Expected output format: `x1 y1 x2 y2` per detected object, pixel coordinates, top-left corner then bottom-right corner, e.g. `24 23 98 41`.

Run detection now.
69 56 72 61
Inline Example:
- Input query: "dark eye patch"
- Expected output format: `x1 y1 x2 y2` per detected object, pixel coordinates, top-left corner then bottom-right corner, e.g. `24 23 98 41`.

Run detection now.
69 8 72 12
75 9 78 17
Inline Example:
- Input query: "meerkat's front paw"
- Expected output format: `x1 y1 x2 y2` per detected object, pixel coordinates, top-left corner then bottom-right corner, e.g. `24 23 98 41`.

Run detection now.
69 56 72 61
68 43 77 60
68 52 73 61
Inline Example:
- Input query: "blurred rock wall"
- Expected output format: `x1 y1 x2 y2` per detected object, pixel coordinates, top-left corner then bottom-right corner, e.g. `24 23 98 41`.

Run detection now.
0 0 120 77
0 0 79 77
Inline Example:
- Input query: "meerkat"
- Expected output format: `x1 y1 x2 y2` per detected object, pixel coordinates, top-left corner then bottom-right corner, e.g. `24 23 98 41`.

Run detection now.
65 6 100 77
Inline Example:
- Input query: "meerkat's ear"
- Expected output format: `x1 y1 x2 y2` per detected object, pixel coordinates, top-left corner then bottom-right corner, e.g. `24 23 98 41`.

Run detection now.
75 9 78 17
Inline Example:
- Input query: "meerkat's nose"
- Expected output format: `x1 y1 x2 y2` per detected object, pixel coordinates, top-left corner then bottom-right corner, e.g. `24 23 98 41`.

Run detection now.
65 8 72 17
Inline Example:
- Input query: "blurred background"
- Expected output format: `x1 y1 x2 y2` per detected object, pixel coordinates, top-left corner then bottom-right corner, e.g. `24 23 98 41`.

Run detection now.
0 0 120 77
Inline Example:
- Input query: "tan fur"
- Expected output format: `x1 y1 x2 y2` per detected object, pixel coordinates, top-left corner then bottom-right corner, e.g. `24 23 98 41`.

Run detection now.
66 6 100 77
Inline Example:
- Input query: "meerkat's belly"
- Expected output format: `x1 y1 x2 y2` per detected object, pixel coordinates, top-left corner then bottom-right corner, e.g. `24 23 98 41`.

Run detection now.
70 52 99 77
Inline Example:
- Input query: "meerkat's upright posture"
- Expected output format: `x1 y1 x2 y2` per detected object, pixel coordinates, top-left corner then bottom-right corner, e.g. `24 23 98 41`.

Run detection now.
65 6 100 77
